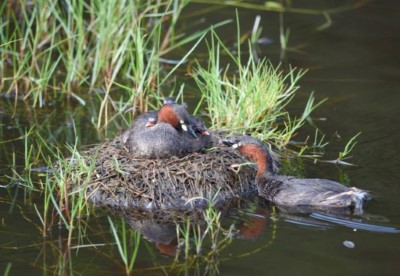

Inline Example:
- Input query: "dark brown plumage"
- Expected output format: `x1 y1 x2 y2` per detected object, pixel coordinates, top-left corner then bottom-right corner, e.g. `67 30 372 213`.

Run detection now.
124 103 211 159
223 136 371 214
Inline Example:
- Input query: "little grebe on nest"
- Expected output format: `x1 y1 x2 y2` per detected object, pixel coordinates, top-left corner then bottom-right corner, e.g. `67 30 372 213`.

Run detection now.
119 102 211 159
70 101 260 210
74 136 258 210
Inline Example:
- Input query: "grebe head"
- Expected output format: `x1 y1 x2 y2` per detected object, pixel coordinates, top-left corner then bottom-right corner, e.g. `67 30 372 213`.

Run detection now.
162 98 210 137
157 104 198 138
163 97 176 105
189 116 210 136
145 117 157 128
222 136 278 175
223 136 267 161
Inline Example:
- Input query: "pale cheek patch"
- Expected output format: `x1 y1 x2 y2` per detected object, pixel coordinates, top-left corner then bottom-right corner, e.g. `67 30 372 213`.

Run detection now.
181 123 188 131
232 142 242 149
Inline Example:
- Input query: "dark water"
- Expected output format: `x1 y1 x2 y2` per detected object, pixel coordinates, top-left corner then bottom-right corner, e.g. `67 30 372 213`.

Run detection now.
1 1 400 274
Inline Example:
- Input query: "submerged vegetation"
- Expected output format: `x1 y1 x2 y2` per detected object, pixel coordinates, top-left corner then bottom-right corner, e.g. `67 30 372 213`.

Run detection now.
0 0 367 274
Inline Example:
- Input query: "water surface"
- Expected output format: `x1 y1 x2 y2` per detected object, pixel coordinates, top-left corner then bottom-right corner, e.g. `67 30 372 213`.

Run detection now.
1 0 399 274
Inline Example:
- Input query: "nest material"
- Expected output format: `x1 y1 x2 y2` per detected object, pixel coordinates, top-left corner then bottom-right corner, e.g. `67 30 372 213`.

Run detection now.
69 135 257 212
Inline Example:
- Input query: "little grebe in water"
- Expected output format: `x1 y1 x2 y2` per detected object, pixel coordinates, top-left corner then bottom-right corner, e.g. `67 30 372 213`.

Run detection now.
223 136 371 213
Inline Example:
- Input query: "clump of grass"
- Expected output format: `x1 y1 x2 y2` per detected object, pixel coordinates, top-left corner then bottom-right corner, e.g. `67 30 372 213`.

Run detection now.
37 139 96 240
193 31 324 149
8 124 97 238
0 0 223 115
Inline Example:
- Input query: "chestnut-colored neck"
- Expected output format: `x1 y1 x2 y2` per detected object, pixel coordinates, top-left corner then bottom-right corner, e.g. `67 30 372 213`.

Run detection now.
239 144 270 181
158 105 180 128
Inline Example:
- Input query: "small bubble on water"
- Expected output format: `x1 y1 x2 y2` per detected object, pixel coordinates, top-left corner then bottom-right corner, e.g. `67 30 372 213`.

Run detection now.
343 240 355 249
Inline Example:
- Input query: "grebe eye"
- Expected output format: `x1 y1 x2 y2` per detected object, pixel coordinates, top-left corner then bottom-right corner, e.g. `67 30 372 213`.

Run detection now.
181 123 188 131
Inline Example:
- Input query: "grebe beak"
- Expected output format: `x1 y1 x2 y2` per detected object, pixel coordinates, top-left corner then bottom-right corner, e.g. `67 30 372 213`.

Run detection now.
180 120 198 139
222 139 241 148
145 118 156 127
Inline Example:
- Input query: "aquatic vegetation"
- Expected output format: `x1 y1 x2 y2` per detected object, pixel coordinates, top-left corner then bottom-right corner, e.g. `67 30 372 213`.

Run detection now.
0 0 226 114
1 13 325 274
0 1 371 275
193 31 324 149
332 132 362 166
108 216 141 274
3 263 12 276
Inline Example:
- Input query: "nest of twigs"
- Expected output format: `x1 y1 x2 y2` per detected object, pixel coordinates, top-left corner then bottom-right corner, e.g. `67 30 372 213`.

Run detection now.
68 135 257 212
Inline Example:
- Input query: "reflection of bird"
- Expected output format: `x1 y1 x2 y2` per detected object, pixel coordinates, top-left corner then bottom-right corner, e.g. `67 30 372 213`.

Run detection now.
223 136 371 213
155 243 177 257
124 217 178 256
236 208 270 240
125 103 211 158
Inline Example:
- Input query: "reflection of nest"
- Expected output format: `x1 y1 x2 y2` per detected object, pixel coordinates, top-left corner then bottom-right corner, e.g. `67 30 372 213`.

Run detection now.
72 134 257 212
115 197 260 244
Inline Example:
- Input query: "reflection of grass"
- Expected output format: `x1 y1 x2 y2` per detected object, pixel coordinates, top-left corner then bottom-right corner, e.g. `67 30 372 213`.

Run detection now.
178 192 234 257
191 0 374 31
169 193 235 275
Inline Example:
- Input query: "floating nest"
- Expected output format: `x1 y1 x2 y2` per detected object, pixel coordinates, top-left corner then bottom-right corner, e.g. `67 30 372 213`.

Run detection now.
68 133 257 213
